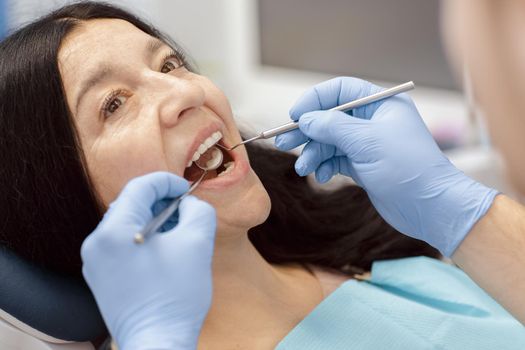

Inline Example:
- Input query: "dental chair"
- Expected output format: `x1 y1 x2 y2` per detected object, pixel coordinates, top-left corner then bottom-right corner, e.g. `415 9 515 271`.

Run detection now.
0 246 107 349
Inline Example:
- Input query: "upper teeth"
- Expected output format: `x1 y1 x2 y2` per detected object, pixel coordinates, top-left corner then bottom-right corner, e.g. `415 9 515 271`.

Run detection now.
187 131 223 167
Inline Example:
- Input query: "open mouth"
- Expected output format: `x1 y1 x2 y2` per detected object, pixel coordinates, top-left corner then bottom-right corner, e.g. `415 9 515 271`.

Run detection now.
183 131 235 182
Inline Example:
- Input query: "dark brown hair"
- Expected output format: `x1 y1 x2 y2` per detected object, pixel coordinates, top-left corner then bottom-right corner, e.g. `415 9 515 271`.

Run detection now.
0 2 438 279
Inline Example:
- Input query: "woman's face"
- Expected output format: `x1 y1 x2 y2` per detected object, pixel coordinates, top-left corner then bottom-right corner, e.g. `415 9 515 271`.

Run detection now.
58 19 271 234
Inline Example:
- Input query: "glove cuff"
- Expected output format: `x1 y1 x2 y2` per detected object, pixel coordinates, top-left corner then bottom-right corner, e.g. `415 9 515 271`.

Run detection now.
424 175 499 257
119 330 199 350
114 305 203 350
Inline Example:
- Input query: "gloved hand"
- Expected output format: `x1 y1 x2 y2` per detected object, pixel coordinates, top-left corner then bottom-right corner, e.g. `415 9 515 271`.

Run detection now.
81 172 216 350
275 77 498 257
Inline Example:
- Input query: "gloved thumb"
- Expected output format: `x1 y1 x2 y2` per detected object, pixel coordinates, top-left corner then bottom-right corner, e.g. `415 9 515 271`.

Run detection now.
103 172 189 229
298 110 372 158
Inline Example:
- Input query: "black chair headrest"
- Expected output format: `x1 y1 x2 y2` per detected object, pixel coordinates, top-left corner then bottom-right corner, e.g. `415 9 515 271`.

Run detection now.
0 245 106 341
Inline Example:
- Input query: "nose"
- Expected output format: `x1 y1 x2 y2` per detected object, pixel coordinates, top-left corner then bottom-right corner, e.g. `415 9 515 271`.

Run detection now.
143 71 206 128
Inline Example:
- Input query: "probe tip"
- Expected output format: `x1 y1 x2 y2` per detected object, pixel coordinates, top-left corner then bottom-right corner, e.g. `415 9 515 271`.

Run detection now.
134 233 145 244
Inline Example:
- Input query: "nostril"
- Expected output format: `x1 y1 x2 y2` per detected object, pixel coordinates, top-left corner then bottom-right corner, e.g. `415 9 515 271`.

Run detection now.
179 107 194 119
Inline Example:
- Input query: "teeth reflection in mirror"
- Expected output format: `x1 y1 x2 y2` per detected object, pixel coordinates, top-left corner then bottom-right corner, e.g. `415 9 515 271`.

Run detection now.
205 148 223 169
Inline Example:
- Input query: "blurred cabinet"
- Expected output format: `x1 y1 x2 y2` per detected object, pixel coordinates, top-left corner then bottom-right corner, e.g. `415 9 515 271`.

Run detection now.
259 0 456 90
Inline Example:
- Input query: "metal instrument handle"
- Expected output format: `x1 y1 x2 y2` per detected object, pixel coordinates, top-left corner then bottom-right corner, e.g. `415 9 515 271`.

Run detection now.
261 81 415 139
134 170 207 244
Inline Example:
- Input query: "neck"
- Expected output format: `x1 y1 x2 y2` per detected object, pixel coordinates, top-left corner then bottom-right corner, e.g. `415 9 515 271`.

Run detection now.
200 228 323 342
211 232 295 307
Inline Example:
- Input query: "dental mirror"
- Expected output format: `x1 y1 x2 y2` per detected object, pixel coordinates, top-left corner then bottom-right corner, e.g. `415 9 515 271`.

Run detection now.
194 146 223 171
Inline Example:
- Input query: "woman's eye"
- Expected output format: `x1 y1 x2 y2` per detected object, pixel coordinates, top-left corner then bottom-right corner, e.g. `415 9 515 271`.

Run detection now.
102 93 127 118
161 57 181 73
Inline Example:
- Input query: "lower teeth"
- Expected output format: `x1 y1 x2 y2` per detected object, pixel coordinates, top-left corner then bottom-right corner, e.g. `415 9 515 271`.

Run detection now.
217 162 235 177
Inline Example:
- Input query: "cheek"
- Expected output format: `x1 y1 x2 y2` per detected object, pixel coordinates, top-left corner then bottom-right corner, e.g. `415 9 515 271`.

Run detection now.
85 131 167 206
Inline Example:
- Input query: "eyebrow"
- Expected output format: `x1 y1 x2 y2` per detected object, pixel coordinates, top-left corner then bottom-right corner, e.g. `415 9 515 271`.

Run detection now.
74 38 168 114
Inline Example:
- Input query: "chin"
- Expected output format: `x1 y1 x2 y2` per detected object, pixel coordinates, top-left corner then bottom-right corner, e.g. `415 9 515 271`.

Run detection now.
207 169 271 236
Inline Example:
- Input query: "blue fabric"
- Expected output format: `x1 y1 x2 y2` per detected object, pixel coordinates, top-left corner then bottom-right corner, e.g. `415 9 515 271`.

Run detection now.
0 0 6 39
277 257 525 349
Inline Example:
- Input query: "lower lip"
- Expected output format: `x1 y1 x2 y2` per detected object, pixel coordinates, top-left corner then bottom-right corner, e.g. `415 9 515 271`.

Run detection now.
194 148 250 190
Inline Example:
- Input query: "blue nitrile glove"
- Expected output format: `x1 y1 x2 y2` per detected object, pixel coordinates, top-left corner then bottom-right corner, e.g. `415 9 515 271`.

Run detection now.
275 77 498 257
81 172 216 350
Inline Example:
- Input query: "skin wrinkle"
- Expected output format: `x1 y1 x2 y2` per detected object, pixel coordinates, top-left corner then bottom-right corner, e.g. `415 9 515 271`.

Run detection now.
314 86 324 110
75 64 113 114
337 77 344 106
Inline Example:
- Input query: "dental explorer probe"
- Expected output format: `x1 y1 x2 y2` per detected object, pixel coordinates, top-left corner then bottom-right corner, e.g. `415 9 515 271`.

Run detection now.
218 81 415 151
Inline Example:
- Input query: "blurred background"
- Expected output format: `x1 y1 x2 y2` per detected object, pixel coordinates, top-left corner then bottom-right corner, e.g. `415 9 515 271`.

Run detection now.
1 0 516 195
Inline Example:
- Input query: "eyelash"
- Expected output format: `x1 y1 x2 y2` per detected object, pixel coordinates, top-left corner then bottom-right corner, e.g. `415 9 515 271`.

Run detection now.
101 89 127 118
160 50 185 72
100 50 185 118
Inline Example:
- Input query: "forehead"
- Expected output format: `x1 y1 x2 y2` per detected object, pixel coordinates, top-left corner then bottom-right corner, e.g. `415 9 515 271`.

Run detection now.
59 18 153 76
60 18 150 56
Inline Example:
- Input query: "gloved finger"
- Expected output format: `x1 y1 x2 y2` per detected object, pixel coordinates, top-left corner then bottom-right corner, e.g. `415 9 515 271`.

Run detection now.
289 77 386 121
315 159 336 183
295 141 337 176
335 159 365 187
314 157 366 188
274 129 309 151
102 172 189 230
164 195 217 248
298 110 372 160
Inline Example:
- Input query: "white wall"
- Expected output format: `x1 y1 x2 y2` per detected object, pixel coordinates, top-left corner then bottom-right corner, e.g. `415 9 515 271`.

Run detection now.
7 0 237 93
